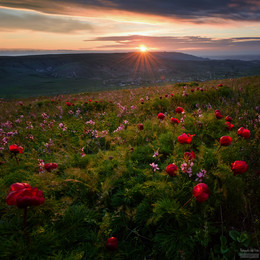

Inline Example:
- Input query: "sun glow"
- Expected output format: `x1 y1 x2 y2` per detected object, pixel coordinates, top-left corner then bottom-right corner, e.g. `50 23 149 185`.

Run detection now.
139 45 148 52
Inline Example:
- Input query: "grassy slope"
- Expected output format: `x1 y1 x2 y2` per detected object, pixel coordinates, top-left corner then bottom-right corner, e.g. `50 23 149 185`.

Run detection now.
0 76 260 259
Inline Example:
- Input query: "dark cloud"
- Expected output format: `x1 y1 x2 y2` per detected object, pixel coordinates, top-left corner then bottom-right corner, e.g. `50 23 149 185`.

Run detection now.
85 35 260 53
0 8 92 33
0 0 260 22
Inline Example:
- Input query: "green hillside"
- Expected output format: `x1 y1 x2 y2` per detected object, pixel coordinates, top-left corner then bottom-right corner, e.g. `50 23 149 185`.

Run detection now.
0 76 259 259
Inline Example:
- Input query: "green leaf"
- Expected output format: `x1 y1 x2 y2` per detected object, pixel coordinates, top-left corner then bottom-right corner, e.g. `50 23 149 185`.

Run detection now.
229 230 240 241
220 235 229 254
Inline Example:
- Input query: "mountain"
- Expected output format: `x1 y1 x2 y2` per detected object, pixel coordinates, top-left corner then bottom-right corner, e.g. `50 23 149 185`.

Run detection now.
0 52 259 98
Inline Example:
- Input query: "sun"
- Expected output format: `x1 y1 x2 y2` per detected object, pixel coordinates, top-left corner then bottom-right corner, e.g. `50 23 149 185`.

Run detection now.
139 45 148 53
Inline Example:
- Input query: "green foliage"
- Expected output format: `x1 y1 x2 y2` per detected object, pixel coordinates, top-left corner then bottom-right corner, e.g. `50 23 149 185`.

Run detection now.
0 76 259 259
157 132 175 158
130 145 154 168
151 98 170 112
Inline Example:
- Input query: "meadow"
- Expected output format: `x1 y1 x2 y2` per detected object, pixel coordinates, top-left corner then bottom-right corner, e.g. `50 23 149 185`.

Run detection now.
0 76 259 259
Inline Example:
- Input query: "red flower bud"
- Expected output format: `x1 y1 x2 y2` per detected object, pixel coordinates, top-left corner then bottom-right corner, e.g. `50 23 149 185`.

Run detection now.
183 150 196 161
192 183 210 202
66 102 71 106
170 118 179 124
231 161 248 176
225 121 234 130
106 237 118 250
137 124 144 130
215 111 223 119
176 107 184 113
166 163 178 177
44 163 58 172
220 136 232 146
225 116 232 122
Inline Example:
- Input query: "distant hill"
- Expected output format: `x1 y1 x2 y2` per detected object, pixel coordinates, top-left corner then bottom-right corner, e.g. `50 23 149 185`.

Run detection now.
205 54 260 61
0 52 260 98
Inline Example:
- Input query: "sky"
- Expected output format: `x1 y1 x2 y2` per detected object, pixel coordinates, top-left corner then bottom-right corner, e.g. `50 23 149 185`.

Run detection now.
0 0 260 56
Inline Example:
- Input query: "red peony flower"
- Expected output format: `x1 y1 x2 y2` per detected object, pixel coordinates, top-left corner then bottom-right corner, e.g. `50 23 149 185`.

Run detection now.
218 84 223 87
241 129 250 139
9 144 24 154
237 127 244 136
140 98 144 104
231 161 248 176
170 117 179 124
237 127 250 139
66 102 71 106
137 124 144 130
178 133 195 144
215 110 223 119
225 116 232 122
106 237 118 250
192 183 210 202
225 121 234 130
44 163 58 172
6 183 44 208
176 107 184 113
183 150 196 161
157 113 165 120
220 136 232 146
166 163 178 177
191 89 194 92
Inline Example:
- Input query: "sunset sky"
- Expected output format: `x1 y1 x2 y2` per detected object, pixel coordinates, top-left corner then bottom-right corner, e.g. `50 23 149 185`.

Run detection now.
0 0 260 56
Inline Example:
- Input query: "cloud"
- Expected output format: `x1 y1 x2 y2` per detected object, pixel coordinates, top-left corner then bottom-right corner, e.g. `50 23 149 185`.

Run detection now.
85 35 260 54
0 8 92 33
0 0 260 22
